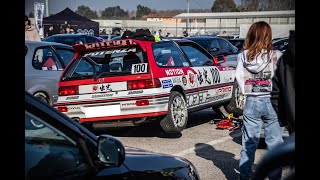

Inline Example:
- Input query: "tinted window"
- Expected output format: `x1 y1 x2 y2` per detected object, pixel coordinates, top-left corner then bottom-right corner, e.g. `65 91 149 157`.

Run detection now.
25 111 88 178
218 39 230 50
86 36 102 43
180 45 213 66
152 41 190 67
209 39 221 49
65 46 147 80
190 39 210 50
32 47 63 71
44 36 86 45
56 48 75 66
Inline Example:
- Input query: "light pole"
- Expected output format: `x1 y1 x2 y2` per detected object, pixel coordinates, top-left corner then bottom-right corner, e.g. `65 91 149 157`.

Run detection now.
186 0 189 33
45 0 49 17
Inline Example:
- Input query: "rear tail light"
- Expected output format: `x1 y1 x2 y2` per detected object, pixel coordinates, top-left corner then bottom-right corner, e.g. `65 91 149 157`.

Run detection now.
57 106 68 112
127 78 161 90
59 86 79 96
136 100 149 106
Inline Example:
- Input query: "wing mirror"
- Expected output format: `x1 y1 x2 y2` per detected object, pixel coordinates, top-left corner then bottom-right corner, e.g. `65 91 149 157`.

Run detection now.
97 135 125 166
213 55 226 65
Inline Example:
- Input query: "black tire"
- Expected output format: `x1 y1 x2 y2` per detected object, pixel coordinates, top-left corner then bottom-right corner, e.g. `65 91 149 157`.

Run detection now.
224 80 245 117
160 91 188 133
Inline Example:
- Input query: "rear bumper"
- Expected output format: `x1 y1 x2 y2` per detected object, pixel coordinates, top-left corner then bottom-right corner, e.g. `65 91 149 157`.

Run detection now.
55 96 169 124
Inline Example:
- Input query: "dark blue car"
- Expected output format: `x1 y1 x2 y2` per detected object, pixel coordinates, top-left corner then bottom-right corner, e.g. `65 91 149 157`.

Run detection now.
42 34 104 46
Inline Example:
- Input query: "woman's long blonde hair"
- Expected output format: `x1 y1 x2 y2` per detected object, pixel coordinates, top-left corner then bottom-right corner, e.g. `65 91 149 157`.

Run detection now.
243 21 273 62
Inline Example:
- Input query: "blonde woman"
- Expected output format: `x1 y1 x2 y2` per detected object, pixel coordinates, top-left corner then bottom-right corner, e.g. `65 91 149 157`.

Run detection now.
235 21 284 180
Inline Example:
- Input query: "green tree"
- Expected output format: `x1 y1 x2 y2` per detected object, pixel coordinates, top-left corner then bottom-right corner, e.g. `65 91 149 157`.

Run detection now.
239 0 295 11
136 4 151 19
75 5 98 19
28 12 34 18
101 6 129 20
211 0 237 12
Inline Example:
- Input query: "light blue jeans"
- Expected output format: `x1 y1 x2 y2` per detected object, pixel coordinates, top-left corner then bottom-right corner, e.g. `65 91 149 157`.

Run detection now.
239 96 284 180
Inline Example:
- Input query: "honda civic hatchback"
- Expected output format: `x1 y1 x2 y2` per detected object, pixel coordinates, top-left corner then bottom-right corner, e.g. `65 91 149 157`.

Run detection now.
54 38 242 133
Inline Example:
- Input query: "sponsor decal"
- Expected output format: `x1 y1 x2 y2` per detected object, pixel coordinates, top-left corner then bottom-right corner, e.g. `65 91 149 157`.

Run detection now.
92 84 112 93
121 102 136 107
162 79 173 89
132 63 148 74
182 76 187 86
92 93 113 98
84 47 136 57
69 107 80 110
66 96 79 100
210 68 221 84
128 90 143 95
187 70 196 87
84 39 136 50
206 94 226 102
165 69 184 76
172 77 182 84
197 69 211 85
216 87 232 94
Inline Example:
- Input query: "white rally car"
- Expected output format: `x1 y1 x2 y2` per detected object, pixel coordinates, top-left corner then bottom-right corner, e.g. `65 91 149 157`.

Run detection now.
54 38 243 133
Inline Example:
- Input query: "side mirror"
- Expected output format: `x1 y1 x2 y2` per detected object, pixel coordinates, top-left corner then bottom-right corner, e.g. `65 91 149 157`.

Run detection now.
213 55 226 65
97 135 125 166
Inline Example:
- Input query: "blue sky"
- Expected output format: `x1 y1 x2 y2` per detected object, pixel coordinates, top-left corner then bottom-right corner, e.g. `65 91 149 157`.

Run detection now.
25 0 241 15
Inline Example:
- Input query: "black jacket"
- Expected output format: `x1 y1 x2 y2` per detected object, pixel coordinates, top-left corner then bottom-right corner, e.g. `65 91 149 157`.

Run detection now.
271 30 295 133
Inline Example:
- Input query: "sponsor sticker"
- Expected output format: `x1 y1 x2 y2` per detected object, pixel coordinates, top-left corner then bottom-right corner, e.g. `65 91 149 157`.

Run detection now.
162 79 173 89
66 96 79 100
128 90 143 95
84 39 136 50
92 93 113 98
187 70 196 87
84 47 136 57
165 69 184 76
215 87 232 94
172 77 182 84
182 76 187 86
131 63 148 74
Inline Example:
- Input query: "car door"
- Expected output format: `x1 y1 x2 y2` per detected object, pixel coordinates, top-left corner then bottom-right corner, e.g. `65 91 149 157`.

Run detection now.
28 46 65 103
179 42 234 108
25 108 92 179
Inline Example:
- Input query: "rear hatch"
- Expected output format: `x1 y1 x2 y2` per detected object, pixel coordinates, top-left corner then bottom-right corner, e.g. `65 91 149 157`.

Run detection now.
58 39 160 100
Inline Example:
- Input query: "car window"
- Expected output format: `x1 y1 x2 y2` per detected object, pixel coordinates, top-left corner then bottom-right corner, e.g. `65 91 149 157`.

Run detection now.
209 39 221 49
152 41 190 67
180 45 213 66
65 46 147 80
32 47 63 71
273 39 288 51
218 39 230 50
25 111 89 178
56 48 75 67
191 39 210 50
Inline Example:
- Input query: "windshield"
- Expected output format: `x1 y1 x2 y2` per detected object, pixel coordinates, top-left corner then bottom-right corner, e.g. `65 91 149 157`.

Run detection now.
63 46 147 80
192 39 210 50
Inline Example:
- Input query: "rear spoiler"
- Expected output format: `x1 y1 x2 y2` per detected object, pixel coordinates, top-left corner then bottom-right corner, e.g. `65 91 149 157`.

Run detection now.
72 39 148 54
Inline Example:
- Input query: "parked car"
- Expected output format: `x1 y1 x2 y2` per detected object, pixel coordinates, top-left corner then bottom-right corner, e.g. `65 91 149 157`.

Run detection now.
228 38 245 52
272 38 289 52
25 91 200 179
100 34 118 41
54 38 243 133
25 41 75 105
184 36 238 57
42 34 104 46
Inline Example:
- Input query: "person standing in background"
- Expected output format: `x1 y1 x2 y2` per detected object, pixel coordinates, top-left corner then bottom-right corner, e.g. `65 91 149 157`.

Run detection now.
46 25 54 37
271 30 295 134
25 15 41 41
235 21 284 180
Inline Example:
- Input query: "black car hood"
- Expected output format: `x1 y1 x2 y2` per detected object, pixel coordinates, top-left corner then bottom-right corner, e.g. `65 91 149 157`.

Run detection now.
123 146 192 171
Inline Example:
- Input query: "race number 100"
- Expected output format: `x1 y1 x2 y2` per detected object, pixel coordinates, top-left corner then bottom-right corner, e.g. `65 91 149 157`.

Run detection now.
131 63 148 74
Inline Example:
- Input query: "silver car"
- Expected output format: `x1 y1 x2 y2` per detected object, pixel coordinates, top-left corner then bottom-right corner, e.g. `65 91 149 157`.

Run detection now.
25 41 75 105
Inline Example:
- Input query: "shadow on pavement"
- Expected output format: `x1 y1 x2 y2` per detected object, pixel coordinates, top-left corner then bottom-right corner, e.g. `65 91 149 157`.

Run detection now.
229 125 267 149
93 108 221 138
195 143 239 180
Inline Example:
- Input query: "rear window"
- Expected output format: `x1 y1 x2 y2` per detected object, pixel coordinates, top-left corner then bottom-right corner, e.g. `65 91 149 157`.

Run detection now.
44 36 86 45
62 46 147 80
